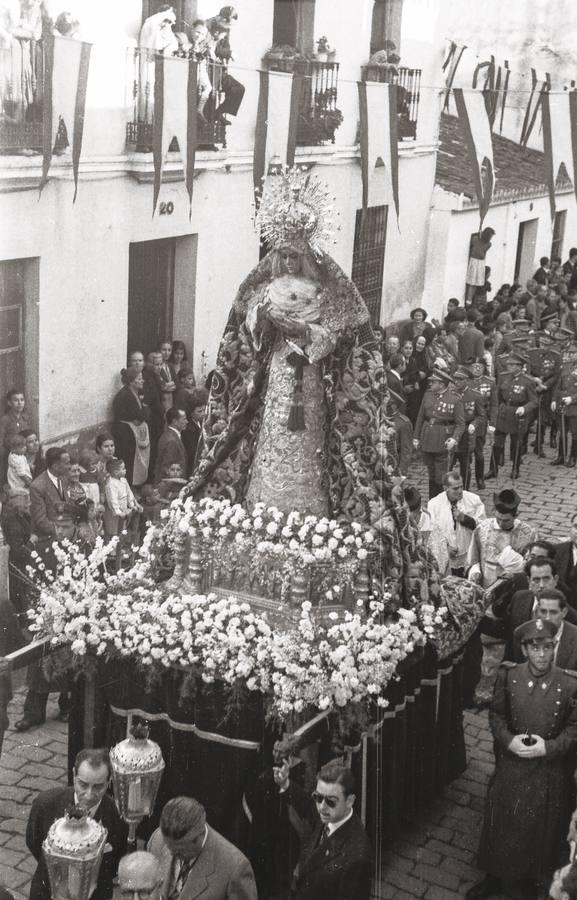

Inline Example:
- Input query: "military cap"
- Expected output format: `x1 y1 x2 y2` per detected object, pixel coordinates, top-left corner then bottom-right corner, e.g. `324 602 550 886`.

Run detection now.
514 618 557 645
541 310 560 324
430 367 454 384
493 487 521 513
512 318 530 328
508 351 529 365
453 366 472 380
558 327 575 338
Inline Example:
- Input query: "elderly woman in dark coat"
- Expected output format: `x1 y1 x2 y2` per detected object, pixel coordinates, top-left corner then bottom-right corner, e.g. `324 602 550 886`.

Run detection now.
111 367 150 486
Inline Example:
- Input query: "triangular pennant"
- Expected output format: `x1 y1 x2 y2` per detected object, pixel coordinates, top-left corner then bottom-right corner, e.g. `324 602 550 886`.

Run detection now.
541 91 577 220
152 55 197 217
40 35 92 197
443 41 467 112
520 69 550 147
253 69 301 200
357 80 399 226
453 87 494 224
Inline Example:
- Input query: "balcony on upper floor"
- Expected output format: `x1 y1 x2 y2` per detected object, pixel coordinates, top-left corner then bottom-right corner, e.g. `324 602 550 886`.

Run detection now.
126 49 230 153
263 51 342 146
0 41 44 155
361 63 422 140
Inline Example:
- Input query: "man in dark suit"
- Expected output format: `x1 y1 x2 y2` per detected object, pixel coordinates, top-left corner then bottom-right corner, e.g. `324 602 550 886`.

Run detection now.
278 760 372 900
26 748 128 900
554 516 577 609
148 796 257 900
17 446 79 732
503 557 577 660
30 446 76 541
510 590 577 668
143 351 165 480
154 407 187 482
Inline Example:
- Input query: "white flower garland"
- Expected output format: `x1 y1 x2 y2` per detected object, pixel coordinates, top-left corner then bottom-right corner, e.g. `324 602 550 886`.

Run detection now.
28 536 428 721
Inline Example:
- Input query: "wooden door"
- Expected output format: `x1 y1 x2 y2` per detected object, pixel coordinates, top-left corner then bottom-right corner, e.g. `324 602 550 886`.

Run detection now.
128 238 175 358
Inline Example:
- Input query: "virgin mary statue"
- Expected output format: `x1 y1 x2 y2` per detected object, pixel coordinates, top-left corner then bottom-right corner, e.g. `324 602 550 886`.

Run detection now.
185 170 398 528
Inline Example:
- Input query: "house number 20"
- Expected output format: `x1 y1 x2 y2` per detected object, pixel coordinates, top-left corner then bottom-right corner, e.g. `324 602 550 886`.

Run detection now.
159 201 174 215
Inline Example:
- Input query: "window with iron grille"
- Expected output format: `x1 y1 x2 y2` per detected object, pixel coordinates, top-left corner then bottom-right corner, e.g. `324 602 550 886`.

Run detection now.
351 206 388 325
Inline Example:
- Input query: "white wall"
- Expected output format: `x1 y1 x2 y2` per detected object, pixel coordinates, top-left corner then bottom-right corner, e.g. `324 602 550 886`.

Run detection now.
423 190 577 317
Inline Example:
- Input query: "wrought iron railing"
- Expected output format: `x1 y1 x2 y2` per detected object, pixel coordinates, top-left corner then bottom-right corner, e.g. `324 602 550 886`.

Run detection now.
264 57 342 146
126 49 229 152
0 41 44 154
361 64 422 140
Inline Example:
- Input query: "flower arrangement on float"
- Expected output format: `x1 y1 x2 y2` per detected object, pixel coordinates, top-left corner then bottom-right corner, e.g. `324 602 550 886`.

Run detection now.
26 527 447 722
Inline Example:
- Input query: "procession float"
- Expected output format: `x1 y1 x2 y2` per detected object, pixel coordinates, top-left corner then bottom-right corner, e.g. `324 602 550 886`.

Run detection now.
29 170 487 863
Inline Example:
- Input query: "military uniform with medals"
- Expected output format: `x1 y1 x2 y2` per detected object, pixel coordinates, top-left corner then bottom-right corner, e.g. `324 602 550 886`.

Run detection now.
474 619 577 898
552 358 577 466
414 368 465 498
492 353 537 479
471 366 497 488
452 367 486 490
527 323 561 454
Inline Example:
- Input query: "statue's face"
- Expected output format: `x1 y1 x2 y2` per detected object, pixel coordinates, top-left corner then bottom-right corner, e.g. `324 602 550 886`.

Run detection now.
280 247 302 275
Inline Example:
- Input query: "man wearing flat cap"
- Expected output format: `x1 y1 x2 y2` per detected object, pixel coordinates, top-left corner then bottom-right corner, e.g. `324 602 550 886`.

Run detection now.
413 367 465 499
487 351 537 480
467 618 577 900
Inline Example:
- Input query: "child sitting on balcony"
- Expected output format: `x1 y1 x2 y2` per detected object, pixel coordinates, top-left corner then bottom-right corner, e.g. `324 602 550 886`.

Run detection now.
6 433 32 495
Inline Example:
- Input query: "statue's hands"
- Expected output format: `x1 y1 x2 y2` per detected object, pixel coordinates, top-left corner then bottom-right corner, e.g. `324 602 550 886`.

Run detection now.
268 310 309 340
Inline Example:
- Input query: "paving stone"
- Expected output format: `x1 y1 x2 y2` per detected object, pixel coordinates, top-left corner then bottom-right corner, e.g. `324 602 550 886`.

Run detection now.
0 819 28 836
0 864 29 890
9 744 53 763
18 776 66 793
412 863 460 891
0 787 32 803
0 767 27 786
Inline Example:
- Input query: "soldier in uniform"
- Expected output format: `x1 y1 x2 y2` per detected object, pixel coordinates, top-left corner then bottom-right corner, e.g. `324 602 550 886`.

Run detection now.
413 368 465 499
467 618 577 900
488 352 537 480
551 356 577 467
387 387 413 477
452 366 486 490
470 358 497 489
527 325 561 456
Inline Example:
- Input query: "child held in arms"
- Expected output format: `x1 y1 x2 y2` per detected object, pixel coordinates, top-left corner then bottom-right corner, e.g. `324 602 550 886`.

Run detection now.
6 433 32 495
140 483 163 535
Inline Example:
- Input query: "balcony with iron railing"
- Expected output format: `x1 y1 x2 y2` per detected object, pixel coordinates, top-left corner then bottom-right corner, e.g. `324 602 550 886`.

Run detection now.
0 41 44 154
126 49 229 152
361 64 422 140
263 55 342 146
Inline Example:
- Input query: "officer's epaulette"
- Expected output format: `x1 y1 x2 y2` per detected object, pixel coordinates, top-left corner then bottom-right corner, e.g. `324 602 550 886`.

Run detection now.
563 668 577 679
500 661 517 669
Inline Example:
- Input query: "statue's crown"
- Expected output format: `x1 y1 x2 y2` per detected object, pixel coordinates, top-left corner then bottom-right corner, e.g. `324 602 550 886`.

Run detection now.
254 167 338 256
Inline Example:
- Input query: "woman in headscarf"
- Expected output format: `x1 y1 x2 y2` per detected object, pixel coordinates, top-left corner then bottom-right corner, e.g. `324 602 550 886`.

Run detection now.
111 367 150 487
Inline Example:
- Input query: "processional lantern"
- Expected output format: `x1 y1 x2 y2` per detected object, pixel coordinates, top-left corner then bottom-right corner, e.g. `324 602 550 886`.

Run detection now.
43 805 107 900
110 721 165 845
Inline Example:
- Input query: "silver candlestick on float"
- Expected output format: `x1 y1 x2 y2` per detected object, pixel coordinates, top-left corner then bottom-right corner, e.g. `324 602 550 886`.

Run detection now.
110 722 165 847
43 805 107 900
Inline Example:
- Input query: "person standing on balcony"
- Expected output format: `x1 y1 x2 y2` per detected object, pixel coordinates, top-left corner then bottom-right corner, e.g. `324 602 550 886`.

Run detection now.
138 6 178 123
205 6 245 126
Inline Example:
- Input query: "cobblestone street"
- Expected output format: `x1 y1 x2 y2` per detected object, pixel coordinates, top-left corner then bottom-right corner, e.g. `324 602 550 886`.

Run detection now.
0 446 574 899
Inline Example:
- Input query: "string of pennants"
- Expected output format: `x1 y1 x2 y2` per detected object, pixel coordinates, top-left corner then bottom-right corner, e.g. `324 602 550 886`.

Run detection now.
37 35 577 232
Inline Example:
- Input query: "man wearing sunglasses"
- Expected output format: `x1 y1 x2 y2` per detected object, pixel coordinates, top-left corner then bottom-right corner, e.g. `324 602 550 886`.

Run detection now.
277 760 372 900
468 618 577 900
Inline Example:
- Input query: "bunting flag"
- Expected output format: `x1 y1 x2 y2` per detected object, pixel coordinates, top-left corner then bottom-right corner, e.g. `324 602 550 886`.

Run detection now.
520 69 550 146
442 41 467 112
498 61 510 134
40 35 92 199
253 68 302 199
453 87 494 224
357 80 399 225
541 90 577 219
152 55 197 217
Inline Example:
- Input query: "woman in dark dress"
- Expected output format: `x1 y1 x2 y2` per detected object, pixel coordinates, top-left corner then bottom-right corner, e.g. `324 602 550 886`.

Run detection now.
403 335 432 425
169 340 191 381
400 307 435 346
111 367 151 486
